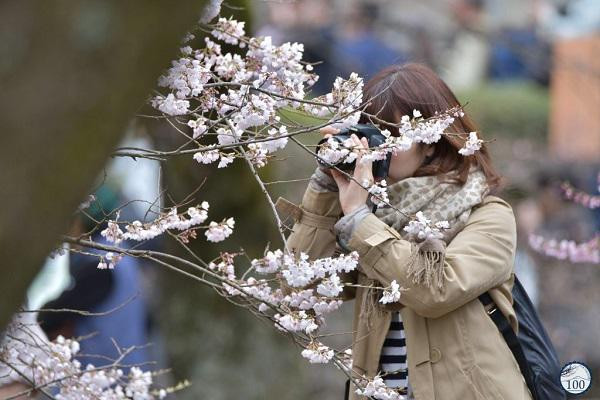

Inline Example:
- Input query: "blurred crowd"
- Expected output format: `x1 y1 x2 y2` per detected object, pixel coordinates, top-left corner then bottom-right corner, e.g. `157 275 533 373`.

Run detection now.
254 0 599 92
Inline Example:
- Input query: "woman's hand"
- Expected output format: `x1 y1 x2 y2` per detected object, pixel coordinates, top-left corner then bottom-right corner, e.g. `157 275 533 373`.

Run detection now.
318 126 340 177
330 134 374 215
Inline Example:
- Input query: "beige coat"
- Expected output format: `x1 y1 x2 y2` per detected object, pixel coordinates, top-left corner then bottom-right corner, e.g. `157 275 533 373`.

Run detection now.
281 182 534 400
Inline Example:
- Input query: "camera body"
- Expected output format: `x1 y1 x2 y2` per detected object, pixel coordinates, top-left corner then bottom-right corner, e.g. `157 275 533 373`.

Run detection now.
316 124 392 179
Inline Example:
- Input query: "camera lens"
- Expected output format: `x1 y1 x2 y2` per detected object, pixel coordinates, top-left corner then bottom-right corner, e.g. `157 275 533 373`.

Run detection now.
315 124 392 179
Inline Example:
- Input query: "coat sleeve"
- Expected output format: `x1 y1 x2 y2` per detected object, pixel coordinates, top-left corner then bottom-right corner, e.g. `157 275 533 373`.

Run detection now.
282 182 358 301
346 197 517 318
285 183 341 259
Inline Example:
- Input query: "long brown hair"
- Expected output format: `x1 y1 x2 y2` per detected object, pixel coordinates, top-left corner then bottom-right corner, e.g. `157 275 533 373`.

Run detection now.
358 63 503 193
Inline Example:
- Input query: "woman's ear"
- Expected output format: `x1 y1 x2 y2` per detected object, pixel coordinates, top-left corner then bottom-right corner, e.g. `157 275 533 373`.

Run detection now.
421 144 435 166
424 144 435 157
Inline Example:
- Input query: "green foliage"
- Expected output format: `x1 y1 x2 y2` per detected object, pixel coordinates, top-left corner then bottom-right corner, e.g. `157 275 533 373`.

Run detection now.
457 82 550 140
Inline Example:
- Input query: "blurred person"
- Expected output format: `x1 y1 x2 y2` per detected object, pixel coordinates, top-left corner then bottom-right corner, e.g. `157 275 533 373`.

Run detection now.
288 63 533 399
38 185 154 371
535 0 600 40
332 2 407 81
488 24 551 85
293 0 338 94
253 1 299 46
486 0 551 85
439 0 489 90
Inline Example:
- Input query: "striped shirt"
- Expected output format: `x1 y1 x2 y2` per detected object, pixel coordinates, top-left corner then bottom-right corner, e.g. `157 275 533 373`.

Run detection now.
379 311 408 393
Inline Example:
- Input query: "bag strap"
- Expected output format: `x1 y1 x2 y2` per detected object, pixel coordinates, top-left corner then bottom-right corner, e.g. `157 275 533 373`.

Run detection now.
344 379 350 400
478 292 539 400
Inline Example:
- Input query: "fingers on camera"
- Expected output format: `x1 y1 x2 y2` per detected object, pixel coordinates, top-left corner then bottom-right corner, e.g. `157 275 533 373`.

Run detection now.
320 127 339 136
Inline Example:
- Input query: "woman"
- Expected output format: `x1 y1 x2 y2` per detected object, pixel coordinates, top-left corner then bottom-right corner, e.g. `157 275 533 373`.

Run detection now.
284 63 533 400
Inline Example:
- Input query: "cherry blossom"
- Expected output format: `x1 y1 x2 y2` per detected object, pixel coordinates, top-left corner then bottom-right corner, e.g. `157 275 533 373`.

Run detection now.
274 311 318 334
367 180 389 207
151 93 190 116
458 131 483 156
0 318 168 400
251 249 283 274
193 148 220 164
403 211 449 241
380 280 403 304
89 8 495 398
101 203 212 244
316 136 356 166
205 217 235 242
560 175 600 210
210 17 246 46
97 252 123 270
529 234 599 264
316 274 344 297
355 375 407 400
301 342 335 364
316 107 479 176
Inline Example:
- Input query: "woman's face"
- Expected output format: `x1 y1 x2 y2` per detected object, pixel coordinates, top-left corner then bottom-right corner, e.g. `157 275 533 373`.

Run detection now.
385 144 434 184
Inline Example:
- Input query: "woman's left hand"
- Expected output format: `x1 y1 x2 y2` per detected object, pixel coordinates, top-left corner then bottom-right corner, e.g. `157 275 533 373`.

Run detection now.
331 134 374 215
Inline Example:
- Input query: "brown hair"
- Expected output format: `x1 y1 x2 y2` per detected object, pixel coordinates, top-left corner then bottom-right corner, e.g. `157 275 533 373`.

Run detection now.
358 63 503 193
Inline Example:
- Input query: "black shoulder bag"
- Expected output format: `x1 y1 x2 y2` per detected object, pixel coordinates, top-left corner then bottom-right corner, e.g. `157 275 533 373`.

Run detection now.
478 274 566 400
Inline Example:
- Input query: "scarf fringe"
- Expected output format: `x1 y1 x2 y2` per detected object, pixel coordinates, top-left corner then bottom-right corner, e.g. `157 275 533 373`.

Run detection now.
406 239 447 292
359 280 384 329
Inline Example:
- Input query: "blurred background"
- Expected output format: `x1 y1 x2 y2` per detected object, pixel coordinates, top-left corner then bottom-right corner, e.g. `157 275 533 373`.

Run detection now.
24 0 600 398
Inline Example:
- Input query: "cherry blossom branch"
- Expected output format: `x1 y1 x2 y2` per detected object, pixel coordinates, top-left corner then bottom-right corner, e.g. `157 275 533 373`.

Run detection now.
19 295 137 317
239 145 289 251
1 318 175 400
560 174 600 209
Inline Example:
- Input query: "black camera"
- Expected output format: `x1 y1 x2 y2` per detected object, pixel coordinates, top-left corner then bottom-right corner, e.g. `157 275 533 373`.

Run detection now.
316 124 392 179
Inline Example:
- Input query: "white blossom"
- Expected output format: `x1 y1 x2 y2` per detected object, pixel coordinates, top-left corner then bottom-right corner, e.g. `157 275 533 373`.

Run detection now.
316 274 344 297
380 280 402 304
0 318 163 400
317 136 355 165
258 302 269 313
312 299 343 316
274 311 318 334
211 17 246 46
251 249 283 274
205 218 235 242
101 221 124 244
78 194 96 211
216 126 242 145
281 253 315 287
187 117 208 138
301 342 335 364
105 252 123 269
355 375 406 400
151 93 190 116
246 143 269 167
101 203 214 247
261 126 289 153
217 153 235 168
311 250 359 276
403 211 449 241
458 131 483 156
368 180 389 207
193 149 220 165
200 0 224 23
